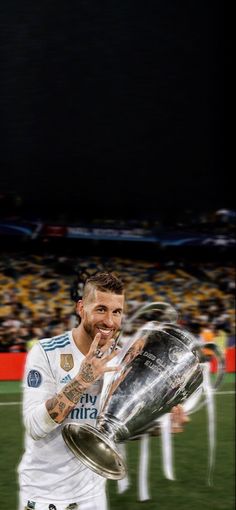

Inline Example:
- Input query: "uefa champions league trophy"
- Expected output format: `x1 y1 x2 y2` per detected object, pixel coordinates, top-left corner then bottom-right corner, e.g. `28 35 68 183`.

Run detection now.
62 303 204 479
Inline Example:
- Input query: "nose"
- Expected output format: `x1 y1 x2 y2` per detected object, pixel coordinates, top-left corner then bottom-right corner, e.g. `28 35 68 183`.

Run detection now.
103 312 114 327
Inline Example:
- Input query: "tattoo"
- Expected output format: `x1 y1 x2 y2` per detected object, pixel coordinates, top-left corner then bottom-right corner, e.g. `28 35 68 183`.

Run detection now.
63 405 74 417
80 363 95 383
58 401 66 411
50 412 59 420
46 397 59 412
63 380 86 404
45 377 87 424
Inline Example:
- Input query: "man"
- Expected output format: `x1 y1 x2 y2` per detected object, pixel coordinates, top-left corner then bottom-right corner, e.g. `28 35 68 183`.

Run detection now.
18 272 187 510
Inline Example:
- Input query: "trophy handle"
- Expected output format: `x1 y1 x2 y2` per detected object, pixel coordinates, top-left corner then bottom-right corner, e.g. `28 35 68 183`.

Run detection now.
183 341 225 416
114 302 178 350
126 301 178 324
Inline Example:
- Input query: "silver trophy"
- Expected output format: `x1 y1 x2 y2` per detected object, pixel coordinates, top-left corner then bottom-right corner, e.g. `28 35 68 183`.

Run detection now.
62 304 204 480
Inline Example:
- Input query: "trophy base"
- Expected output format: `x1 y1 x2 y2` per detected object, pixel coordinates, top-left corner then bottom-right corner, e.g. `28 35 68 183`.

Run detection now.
62 423 127 480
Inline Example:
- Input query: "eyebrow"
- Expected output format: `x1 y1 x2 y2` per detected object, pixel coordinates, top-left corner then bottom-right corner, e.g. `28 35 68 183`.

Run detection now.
95 304 123 312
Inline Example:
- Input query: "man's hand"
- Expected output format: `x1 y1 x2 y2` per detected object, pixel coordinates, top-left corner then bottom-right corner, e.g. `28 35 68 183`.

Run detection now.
46 333 120 424
148 404 190 436
170 404 190 433
77 332 120 389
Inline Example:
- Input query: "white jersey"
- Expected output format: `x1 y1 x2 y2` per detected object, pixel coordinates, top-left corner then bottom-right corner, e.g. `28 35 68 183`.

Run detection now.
18 331 106 506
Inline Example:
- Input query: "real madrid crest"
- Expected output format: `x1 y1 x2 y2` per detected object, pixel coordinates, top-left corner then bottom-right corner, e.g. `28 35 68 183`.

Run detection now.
60 354 74 372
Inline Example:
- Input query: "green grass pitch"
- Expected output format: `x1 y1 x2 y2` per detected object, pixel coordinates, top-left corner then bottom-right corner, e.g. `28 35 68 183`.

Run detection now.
0 376 235 510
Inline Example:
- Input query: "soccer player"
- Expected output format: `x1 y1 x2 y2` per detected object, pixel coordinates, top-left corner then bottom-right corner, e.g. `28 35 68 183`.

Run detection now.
18 272 124 510
18 272 186 510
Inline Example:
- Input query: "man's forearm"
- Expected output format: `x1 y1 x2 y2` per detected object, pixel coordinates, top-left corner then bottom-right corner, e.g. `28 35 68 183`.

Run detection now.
45 356 102 423
46 377 87 423
45 341 117 424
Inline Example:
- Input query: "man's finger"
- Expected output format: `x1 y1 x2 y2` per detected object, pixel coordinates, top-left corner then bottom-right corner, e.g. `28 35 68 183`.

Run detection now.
102 348 119 364
104 365 122 373
88 332 101 354
97 337 116 355
177 404 191 424
171 404 190 427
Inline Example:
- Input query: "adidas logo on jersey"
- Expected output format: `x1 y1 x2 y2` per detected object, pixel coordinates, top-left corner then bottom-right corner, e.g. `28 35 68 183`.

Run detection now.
60 374 72 383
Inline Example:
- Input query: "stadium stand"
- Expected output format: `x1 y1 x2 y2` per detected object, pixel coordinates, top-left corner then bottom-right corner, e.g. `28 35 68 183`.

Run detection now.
0 207 235 377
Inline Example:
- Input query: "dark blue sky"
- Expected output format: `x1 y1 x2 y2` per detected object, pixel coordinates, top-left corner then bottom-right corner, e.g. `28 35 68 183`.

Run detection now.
0 1 229 218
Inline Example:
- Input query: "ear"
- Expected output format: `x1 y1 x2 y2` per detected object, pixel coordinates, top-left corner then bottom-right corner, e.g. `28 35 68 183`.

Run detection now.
76 300 84 318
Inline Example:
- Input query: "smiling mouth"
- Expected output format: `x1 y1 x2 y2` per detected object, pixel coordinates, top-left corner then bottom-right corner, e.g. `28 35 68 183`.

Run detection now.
98 328 114 336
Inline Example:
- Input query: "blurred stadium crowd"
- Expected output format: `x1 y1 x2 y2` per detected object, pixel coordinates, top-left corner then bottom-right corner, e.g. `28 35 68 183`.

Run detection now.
0 251 235 354
0 195 235 354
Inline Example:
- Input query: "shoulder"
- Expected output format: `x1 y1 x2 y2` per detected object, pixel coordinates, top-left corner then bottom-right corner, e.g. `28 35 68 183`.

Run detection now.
39 331 71 353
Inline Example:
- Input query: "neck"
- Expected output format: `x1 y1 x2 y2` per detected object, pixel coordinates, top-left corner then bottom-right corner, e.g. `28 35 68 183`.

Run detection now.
72 325 92 356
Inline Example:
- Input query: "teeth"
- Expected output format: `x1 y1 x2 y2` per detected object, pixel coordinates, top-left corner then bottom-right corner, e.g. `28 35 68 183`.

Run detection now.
99 328 112 334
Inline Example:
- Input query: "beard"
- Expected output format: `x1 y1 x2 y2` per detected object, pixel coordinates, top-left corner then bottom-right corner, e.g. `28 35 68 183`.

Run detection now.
82 319 117 345
83 319 94 339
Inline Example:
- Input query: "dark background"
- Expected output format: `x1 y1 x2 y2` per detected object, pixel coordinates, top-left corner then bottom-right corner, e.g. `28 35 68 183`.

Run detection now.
0 0 228 219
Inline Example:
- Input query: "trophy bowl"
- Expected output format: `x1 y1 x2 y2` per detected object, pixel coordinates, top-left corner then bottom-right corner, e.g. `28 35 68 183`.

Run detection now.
62 322 203 479
62 422 126 479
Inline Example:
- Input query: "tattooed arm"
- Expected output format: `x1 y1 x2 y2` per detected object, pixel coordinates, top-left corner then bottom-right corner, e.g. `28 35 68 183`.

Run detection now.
45 378 87 423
